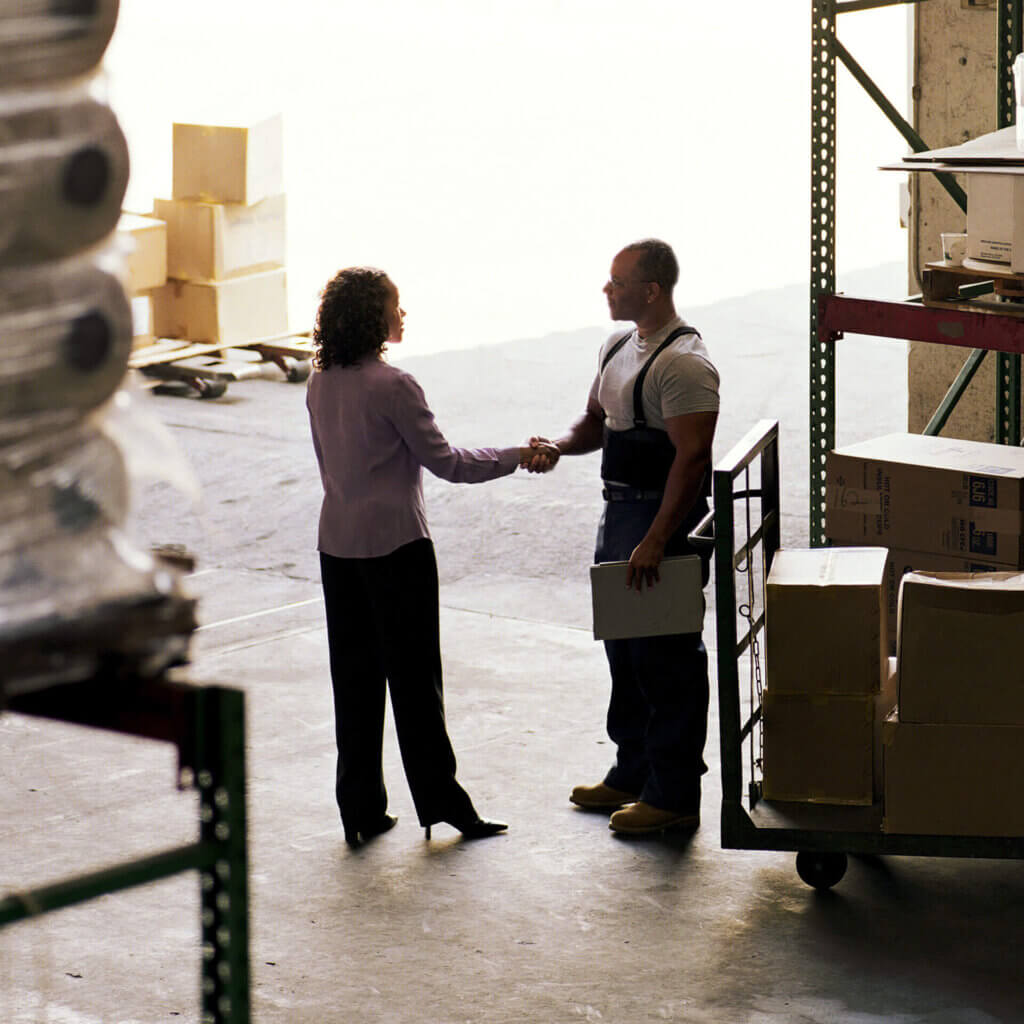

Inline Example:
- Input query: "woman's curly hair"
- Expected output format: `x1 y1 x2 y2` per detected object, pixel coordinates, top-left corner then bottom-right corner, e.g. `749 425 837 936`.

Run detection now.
312 267 391 370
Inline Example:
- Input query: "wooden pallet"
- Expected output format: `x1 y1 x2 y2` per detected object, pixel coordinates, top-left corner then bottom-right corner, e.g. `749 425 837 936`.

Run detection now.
128 333 314 398
920 259 1024 318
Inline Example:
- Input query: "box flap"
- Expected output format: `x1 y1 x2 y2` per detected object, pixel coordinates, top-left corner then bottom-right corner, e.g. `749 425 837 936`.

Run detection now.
900 569 1024 611
767 547 888 588
831 433 1024 479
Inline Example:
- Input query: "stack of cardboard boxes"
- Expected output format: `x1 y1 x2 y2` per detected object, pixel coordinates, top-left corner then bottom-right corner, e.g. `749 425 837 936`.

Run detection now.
825 432 1024 646
787 431 1024 837
884 570 1024 835
149 114 289 347
762 547 897 805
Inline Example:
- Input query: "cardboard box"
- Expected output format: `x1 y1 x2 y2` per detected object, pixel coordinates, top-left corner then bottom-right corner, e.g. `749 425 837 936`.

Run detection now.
762 658 897 805
897 570 1024 725
966 172 1024 271
883 712 1024 835
835 546 1001 652
826 433 1024 567
116 213 167 294
153 194 286 282
150 268 288 345
172 115 283 205
766 547 888 695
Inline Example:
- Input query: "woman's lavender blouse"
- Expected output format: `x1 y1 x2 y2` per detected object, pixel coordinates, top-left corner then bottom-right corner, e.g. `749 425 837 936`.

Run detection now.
307 356 520 558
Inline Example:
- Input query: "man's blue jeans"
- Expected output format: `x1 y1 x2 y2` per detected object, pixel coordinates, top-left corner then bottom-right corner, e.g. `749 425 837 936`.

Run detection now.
594 498 709 814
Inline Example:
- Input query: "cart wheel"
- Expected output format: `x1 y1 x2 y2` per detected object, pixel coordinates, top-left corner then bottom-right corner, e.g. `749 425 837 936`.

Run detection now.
196 378 228 399
286 359 312 383
795 851 847 890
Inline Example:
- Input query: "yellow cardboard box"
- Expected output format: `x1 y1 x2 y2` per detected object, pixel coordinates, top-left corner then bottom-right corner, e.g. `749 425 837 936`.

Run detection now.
150 268 288 346
172 115 283 205
153 194 286 282
766 546 889 695
897 570 1024 725
966 172 1024 271
116 213 167 294
826 433 1024 567
762 658 897 805
883 712 1024 835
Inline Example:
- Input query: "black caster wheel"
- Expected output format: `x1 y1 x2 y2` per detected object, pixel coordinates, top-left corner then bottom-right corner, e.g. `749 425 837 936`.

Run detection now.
196 378 228 399
286 359 312 383
795 850 847 890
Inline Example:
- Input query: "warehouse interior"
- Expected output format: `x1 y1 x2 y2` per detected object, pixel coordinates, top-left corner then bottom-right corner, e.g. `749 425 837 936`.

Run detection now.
4 2 1024 1023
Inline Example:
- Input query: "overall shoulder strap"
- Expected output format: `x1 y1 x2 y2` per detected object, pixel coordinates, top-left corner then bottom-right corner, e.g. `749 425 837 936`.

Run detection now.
600 330 634 372
631 326 699 427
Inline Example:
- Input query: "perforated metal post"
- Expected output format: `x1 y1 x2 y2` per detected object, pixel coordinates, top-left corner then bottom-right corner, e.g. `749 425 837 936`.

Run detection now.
810 0 837 546
997 0 1022 444
196 687 250 1024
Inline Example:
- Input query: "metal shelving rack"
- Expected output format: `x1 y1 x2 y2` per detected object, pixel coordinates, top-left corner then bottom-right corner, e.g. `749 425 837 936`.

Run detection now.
0 674 251 1024
809 0 1024 547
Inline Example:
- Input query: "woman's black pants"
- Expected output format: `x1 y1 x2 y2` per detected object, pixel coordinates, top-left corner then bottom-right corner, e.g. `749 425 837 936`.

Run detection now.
319 539 476 832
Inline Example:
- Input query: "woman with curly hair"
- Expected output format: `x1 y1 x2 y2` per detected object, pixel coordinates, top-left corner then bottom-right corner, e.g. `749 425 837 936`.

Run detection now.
307 266 549 848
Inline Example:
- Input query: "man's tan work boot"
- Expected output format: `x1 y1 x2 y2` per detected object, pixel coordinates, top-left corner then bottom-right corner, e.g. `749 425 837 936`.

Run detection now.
608 801 700 835
569 782 639 811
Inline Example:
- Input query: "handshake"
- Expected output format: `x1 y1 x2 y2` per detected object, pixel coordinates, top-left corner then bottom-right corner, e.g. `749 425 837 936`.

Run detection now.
518 436 560 474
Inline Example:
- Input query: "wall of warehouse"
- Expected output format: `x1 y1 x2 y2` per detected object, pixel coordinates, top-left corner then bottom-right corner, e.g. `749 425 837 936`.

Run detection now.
908 0 1002 440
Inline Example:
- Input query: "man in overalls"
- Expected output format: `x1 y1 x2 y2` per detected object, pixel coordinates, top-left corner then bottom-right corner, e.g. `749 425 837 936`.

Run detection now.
530 239 719 834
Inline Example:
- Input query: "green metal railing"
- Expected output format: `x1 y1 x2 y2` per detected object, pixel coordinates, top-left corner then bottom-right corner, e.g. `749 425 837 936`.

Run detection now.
1 680 250 1024
996 0 1023 444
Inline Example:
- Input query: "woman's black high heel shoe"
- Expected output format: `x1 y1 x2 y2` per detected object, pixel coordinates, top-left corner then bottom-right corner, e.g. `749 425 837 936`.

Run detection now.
424 817 508 840
345 814 398 848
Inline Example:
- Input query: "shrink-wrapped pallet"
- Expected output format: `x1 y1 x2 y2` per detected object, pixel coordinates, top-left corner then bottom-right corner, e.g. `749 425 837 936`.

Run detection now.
0 85 129 266
0 254 132 440
0 0 120 87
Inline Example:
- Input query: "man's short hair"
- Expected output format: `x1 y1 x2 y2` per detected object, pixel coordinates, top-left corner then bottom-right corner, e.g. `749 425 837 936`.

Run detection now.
623 238 678 293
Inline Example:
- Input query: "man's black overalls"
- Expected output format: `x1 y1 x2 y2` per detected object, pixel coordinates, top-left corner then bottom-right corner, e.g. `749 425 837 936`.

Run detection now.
594 326 710 815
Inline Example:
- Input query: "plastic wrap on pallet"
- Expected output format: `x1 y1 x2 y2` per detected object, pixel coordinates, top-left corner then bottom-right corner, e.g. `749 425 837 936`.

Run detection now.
0 0 120 88
0 426 129 554
0 253 132 441
0 523 178 646
0 419 167 642
0 84 129 266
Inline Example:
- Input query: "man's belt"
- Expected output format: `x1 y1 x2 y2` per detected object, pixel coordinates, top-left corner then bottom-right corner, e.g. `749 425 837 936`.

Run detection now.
601 486 664 503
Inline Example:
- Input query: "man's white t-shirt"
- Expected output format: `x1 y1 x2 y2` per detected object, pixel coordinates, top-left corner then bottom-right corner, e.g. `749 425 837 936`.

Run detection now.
588 315 720 432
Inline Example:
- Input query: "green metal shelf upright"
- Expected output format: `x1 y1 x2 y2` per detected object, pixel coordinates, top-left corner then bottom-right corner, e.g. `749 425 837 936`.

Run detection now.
0 675 251 1024
809 0 1024 547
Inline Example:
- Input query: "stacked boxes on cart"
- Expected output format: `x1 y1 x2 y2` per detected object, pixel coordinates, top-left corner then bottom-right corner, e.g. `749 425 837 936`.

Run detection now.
885 571 1024 835
762 548 896 806
149 115 289 347
823 433 1024 835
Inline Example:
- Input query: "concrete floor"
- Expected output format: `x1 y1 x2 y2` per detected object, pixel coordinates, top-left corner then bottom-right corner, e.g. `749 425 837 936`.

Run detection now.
4 266 1024 1023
